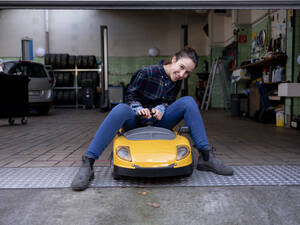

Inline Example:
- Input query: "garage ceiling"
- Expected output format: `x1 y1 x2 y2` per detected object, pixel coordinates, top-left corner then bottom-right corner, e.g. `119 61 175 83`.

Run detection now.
0 0 299 9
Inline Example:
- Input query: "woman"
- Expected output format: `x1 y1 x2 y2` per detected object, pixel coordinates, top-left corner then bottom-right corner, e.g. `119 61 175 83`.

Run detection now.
71 47 233 191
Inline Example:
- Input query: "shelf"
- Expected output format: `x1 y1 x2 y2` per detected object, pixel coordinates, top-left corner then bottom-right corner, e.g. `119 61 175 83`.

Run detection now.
54 87 82 90
53 68 101 72
264 81 287 85
240 54 287 69
269 96 281 101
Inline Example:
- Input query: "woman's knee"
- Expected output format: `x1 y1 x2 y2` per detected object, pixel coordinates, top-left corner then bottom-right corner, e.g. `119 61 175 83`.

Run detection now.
179 96 197 108
110 103 135 117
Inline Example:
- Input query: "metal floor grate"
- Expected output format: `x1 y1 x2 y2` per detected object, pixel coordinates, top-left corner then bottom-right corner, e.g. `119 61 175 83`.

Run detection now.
0 165 300 189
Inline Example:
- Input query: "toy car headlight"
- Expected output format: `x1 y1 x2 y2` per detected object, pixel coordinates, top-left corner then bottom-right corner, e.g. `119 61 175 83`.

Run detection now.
116 146 132 162
176 145 190 161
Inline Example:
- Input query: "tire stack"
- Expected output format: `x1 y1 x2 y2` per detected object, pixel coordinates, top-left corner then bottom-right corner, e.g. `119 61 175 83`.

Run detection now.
45 54 99 106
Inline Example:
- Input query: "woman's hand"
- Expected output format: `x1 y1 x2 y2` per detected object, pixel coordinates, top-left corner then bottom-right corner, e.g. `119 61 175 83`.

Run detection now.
137 108 151 119
151 108 163 120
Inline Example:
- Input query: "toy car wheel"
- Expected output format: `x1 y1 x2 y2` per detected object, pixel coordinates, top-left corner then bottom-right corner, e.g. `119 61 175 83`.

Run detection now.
112 171 122 180
21 117 28 125
8 118 15 125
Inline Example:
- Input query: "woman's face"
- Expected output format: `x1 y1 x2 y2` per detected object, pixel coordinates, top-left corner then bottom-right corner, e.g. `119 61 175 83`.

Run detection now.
168 56 196 82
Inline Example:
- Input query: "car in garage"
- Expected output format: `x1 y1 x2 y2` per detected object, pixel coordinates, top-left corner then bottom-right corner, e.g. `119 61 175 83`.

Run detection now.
112 125 194 179
0 60 54 115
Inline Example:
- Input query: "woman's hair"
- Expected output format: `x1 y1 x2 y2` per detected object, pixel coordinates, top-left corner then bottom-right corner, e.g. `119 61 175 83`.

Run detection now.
175 46 199 67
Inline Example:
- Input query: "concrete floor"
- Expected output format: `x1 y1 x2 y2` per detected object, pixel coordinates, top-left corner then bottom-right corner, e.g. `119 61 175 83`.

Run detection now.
1 186 300 225
0 108 300 225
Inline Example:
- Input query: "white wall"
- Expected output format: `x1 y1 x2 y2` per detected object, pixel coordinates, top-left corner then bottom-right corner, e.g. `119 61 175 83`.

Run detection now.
0 9 209 57
251 10 269 24
209 11 233 47
0 10 46 57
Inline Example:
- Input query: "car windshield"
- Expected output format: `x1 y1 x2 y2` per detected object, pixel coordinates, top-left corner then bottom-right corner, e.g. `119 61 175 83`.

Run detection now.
2 62 16 73
8 62 47 78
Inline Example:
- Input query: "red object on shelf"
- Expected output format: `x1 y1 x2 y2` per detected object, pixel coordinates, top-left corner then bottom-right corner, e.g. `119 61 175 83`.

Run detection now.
238 34 247 43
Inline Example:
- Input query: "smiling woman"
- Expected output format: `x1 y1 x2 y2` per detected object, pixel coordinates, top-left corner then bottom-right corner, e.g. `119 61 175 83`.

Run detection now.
71 46 234 191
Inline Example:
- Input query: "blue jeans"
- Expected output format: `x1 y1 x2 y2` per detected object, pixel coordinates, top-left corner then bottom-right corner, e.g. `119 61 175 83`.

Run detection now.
86 96 210 159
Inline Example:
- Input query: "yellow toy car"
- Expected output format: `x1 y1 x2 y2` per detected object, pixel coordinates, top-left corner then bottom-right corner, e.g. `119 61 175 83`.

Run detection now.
112 125 194 179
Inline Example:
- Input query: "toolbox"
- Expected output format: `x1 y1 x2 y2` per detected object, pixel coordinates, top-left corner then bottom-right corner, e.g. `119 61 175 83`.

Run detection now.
0 74 30 125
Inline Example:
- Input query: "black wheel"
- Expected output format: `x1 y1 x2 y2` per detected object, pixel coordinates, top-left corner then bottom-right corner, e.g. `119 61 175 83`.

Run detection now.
76 56 82 68
192 150 195 169
87 55 97 68
78 72 86 87
69 72 74 87
78 89 82 104
63 72 71 87
8 118 15 125
81 55 88 68
21 117 28 125
92 72 98 86
56 73 64 87
70 90 76 104
62 90 68 104
53 90 58 105
66 90 72 104
68 55 76 68
45 54 50 65
77 72 82 87
60 54 69 69
49 54 56 68
36 106 50 115
55 54 61 69
112 171 122 180
86 72 92 85
57 90 64 105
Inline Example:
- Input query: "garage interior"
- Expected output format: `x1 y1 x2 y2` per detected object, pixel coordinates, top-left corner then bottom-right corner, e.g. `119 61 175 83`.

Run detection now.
0 1 300 224
1 8 300 166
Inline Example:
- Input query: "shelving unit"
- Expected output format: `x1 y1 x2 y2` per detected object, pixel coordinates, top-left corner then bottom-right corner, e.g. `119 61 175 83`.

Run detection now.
240 54 287 70
53 66 102 108
233 53 287 121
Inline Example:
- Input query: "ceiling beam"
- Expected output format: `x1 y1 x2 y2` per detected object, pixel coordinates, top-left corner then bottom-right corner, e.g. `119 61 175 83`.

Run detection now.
0 0 299 10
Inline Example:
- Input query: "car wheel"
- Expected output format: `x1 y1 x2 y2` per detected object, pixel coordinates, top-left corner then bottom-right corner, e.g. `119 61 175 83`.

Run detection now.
36 105 50 115
21 117 28 125
8 118 15 125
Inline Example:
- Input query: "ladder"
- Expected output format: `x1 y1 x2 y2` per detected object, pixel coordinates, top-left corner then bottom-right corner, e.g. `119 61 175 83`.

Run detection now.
201 58 230 111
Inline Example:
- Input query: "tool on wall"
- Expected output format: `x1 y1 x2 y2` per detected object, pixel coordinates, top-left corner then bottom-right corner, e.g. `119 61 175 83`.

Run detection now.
201 58 230 111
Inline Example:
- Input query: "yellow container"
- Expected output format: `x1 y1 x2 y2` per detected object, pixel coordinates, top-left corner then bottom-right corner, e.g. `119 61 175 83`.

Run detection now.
276 111 284 127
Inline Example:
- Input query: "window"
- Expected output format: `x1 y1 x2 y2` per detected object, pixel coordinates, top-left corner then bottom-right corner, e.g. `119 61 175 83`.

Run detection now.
2 62 17 73
30 64 47 78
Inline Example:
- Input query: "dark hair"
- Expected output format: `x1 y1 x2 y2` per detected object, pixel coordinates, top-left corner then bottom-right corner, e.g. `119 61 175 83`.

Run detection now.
175 46 199 68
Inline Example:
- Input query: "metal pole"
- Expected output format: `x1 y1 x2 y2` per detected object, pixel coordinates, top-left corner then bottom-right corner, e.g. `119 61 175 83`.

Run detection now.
100 25 109 111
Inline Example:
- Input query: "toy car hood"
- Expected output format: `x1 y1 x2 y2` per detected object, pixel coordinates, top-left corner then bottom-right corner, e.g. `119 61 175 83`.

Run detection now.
123 126 176 140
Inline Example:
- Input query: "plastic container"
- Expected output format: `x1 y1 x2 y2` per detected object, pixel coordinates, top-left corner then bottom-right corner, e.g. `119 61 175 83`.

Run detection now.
276 110 284 127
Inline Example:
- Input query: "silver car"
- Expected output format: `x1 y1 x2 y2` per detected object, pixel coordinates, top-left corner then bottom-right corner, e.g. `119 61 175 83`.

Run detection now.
0 60 54 115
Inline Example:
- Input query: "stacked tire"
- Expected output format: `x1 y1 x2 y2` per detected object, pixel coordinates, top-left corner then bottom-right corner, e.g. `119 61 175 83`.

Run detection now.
45 54 99 106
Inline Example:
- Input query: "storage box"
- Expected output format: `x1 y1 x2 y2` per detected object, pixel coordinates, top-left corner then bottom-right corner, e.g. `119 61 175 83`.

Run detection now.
278 83 300 97
109 86 124 104
276 111 284 127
